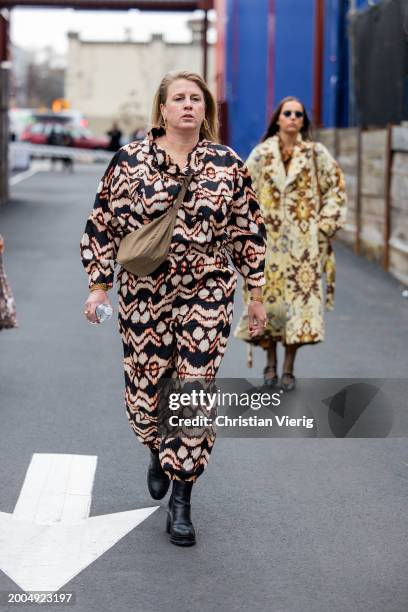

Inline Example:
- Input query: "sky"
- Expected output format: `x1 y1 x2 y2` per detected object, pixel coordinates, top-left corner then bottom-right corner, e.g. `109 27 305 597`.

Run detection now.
10 7 216 57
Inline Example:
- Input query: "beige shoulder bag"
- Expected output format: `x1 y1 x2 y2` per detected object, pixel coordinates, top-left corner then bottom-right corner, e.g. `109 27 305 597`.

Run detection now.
117 174 193 277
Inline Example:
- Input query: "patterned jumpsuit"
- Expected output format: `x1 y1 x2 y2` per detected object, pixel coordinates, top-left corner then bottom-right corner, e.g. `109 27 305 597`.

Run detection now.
80 127 266 482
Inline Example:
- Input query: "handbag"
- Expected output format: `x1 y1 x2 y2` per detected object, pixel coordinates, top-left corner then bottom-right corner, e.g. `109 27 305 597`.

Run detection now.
312 145 336 311
117 174 193 276
0 235 18 330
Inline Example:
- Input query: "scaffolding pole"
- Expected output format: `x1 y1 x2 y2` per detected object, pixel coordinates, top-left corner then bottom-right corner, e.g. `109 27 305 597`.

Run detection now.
0 9 10 207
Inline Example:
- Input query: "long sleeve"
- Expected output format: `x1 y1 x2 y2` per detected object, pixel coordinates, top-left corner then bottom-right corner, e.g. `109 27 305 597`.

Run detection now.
80 151 122 289
226 155 266 289
315 143 347 238
245 144 263 195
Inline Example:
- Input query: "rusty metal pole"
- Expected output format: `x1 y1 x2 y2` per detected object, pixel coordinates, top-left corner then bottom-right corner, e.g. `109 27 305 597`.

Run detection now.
383 123 393 271
312 0 324 127
266 0 275 121
0 9 11 208
213 0 229 143
0 10 9 60
355 126 362 256
202 8 208 82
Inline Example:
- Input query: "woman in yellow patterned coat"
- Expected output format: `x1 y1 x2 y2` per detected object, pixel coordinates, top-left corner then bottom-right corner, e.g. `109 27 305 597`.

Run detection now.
234 96 347 390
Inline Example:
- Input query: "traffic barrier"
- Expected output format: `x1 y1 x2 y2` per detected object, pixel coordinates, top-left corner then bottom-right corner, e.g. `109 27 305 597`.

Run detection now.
10 142 113 164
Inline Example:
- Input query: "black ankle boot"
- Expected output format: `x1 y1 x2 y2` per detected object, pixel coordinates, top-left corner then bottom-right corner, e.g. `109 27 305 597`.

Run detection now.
280 372 296 392
166 481 196 546
263 365 278 388
147 449 170 500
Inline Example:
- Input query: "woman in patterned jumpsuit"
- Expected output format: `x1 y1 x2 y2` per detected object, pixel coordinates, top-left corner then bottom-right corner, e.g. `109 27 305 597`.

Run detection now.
80 71 267 547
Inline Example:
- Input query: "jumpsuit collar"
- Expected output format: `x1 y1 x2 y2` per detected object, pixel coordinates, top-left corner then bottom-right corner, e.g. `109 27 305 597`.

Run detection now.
147 126 208 177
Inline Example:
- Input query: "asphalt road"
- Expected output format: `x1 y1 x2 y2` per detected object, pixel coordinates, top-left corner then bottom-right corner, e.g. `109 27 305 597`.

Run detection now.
0 162 407 612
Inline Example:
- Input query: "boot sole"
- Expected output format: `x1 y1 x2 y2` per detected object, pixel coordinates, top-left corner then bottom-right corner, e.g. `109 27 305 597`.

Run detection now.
169 536 196 547
166 514 196 546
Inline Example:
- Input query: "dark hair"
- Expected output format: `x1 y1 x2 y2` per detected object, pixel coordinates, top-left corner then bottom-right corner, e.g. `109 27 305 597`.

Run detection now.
262 96 312 141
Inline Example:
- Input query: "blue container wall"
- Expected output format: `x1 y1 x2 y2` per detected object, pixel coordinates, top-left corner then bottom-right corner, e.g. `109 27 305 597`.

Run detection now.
273 0 315 116
225 0 269 158
322 0 341 127
224 0 373 155
225 0 315 159
322 0 368 127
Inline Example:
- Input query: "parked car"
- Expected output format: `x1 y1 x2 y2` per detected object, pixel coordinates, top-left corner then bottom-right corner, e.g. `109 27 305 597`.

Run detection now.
31 110 85 127
20 121 109 150
9 108 36 141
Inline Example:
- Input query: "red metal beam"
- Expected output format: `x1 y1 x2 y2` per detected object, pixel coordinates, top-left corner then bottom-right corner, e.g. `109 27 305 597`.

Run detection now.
231 0 238 100
312 0 324 127
266 0 275 121
202 8 208 82
0 12 10 207
0 0 213 9
0 11 10 62
214 0 225 102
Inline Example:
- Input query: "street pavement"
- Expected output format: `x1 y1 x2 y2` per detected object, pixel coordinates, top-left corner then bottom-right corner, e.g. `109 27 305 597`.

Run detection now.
0 162 407 612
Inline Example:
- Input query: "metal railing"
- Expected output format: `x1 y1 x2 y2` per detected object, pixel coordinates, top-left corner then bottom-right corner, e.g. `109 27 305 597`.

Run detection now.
10 142 114 164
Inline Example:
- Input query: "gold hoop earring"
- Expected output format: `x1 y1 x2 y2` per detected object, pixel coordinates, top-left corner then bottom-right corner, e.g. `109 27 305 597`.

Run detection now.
162 115 168 130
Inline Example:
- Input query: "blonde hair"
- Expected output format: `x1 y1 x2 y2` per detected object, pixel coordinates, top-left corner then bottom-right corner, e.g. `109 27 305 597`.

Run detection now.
151 70 219 142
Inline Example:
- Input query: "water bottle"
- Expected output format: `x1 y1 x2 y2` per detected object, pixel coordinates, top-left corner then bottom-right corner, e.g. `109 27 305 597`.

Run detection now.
95 303 113 323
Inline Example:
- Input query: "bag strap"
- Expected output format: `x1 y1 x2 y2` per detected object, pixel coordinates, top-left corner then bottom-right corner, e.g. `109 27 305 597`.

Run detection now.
170 174 224 257
312 144 321 209
173 174 193 213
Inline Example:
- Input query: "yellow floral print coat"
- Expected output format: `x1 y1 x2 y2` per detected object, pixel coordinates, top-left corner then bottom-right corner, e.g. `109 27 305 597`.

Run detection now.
234 134 347 350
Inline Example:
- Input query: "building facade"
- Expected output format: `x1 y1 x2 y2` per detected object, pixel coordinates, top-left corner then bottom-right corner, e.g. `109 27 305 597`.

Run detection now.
65 23 215 138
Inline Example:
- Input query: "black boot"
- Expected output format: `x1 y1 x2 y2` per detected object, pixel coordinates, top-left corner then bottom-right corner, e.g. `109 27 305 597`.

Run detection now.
263 365 279 388
280 372 296 392
166 481 196 546
147 449 170 500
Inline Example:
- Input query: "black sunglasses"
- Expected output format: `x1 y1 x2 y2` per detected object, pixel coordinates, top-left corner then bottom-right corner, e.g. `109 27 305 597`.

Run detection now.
282 110 304 119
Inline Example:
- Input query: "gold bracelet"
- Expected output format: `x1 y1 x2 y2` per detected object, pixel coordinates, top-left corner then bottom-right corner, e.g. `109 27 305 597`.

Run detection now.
249 294 264 303
89 283 108 293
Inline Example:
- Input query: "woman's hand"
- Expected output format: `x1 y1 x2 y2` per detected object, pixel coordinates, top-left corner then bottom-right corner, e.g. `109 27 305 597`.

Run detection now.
84 290 111 325
248 301 267 337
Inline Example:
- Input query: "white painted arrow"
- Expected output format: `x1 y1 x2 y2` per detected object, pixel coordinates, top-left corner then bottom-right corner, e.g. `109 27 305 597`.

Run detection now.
0 453 158 592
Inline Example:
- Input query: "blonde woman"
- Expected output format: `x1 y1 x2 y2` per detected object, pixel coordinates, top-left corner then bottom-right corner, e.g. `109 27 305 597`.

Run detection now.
80 71 267 546
235 96 347 391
